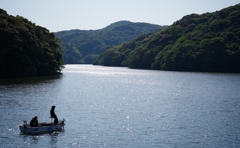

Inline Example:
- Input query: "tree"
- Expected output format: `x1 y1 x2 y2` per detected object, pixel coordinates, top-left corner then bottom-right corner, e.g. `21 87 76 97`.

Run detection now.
0 9 64 79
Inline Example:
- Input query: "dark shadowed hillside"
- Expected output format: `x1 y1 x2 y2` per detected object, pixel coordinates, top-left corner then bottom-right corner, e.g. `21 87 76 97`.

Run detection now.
0 9 64 79
55 21 166 64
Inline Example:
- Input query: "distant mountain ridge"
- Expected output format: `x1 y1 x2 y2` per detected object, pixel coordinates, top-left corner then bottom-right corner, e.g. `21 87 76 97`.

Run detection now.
55 21 166 64
102 20 133 30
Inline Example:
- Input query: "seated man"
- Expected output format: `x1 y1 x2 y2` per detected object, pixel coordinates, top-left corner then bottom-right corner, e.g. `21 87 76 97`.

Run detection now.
30 116 38 127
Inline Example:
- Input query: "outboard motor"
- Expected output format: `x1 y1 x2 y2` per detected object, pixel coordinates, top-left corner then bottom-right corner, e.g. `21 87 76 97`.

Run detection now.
23 120 27 128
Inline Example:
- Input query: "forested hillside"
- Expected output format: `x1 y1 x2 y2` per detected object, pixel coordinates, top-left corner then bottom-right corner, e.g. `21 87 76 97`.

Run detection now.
95 4 240 73
55 21 166 64
0 9 64 79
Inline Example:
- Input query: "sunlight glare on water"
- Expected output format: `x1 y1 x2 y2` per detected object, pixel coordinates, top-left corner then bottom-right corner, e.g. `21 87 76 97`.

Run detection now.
0 65 240 147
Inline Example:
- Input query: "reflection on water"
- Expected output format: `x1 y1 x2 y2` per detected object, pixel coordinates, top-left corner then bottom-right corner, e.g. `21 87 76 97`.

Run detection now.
0 65 240 147
0 74 62 85
19 132 60 147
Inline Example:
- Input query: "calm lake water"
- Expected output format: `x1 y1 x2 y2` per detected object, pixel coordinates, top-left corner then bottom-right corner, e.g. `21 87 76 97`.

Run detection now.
0 65 240 147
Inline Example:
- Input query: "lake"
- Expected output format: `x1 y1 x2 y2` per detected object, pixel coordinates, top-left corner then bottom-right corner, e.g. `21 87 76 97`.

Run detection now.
0 65 240 147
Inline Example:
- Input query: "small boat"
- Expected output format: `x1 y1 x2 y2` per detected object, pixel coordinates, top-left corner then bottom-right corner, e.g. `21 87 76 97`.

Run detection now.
19 119 65 134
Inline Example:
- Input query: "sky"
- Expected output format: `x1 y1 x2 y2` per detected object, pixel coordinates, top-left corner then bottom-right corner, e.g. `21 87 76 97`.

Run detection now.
1 0 239 32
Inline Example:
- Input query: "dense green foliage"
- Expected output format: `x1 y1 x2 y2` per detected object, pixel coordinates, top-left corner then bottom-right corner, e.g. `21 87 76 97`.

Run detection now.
95 4 240 73
0 9 64 79
55 21 166 64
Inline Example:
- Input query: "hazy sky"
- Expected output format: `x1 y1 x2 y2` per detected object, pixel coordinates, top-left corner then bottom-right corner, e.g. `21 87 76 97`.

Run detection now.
1 0 239 32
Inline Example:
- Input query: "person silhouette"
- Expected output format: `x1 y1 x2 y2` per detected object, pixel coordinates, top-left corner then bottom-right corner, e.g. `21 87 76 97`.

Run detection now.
30 116 38 127
50 106 59 124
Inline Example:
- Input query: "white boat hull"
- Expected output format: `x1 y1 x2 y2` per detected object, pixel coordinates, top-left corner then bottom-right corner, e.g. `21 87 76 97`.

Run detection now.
19 121 65 134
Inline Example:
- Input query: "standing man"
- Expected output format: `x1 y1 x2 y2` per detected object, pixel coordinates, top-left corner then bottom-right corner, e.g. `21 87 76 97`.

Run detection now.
50 106 59 124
